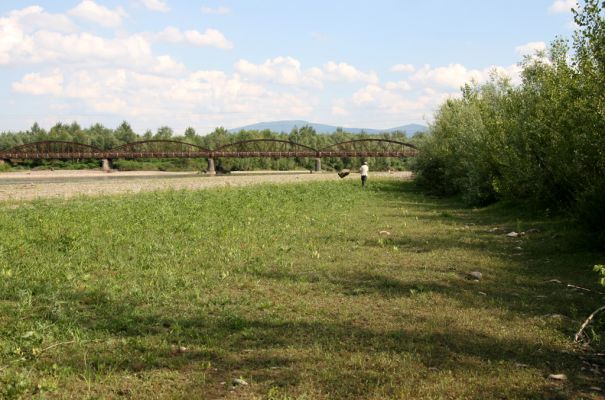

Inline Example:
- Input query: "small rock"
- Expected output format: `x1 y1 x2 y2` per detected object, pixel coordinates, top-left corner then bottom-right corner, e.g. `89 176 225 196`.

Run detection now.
506 231 519 237
232 378 248 386
589 387 602 392
514 246 523 250
489 227 504 233
466 271 482 280
478 291 487 296
548 373 567 381
171 345 188 354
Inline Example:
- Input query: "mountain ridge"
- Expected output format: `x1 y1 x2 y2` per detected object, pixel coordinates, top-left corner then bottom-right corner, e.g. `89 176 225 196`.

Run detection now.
228 120 427 135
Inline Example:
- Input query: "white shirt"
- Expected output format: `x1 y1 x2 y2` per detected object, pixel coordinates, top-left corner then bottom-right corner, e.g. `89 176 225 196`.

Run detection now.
360 165 369 176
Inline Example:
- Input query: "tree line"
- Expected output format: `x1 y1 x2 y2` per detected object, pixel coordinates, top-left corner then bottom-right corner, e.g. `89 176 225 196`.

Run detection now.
412 0 605 239
0 122 416 173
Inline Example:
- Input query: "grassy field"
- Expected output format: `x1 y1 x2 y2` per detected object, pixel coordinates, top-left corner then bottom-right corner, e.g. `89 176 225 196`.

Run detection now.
1 179 604 399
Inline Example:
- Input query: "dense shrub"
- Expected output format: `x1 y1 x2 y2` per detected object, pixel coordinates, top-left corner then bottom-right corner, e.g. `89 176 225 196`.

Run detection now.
413 0 605 237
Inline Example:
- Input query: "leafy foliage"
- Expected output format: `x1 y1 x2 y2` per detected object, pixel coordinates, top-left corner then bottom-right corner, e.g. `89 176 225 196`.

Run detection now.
413 0 605 239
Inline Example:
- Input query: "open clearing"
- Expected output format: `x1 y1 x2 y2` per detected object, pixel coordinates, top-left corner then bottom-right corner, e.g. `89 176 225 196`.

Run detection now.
0 178 604 399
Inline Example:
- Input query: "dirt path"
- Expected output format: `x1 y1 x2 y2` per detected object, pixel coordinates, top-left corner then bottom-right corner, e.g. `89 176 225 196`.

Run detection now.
0 170 412 201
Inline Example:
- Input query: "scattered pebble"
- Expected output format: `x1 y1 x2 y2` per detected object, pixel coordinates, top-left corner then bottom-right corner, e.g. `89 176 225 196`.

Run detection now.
466 271 482 281
548 373 567 381
232 378 248 386
545 314 566 319
506 231 520 237
170 345 188 354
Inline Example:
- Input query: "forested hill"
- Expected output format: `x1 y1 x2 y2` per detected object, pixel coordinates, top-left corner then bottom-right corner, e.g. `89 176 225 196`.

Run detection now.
228 120 427 135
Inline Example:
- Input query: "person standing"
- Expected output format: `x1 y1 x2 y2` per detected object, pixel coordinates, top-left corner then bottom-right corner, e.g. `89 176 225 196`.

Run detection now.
360 161 369 187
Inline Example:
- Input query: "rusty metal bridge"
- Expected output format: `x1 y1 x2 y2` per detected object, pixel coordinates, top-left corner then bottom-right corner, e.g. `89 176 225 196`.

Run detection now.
0 139 418 173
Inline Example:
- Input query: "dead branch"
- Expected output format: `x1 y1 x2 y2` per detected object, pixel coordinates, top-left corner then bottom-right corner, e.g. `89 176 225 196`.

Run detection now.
575 305 605 342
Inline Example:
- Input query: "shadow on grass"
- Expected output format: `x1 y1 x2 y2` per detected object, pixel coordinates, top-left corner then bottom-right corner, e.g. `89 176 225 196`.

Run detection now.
39 287 582 399
24 179 605 399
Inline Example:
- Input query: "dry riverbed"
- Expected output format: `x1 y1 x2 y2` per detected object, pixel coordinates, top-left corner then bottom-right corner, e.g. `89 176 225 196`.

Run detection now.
0 169 412 201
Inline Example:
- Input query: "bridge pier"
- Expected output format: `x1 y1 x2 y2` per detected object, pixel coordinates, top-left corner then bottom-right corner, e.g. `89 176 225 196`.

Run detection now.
313 158 321 173
206 158 216 175
101 158 112 172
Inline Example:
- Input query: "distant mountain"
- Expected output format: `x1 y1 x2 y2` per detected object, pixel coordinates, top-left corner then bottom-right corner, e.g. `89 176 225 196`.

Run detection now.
228 120 428 135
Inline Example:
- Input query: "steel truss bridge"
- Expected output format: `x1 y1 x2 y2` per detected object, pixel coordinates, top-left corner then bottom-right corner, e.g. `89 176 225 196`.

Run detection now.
0 139 418 173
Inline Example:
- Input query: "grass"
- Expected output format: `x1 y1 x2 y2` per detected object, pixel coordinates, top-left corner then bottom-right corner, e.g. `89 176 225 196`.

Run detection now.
0 179 604 399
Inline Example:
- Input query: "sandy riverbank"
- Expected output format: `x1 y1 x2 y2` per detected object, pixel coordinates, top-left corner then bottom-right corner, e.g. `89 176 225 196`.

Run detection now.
0 170 412 201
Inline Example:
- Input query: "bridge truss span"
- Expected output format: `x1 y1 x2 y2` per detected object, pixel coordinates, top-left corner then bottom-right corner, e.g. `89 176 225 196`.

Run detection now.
1 140 104 160
319 139 418 158
0 138 419 170
213 139 318 158
106 140 211 158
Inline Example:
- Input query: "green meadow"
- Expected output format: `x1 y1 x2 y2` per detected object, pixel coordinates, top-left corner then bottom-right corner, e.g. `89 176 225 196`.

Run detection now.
1 179 604 399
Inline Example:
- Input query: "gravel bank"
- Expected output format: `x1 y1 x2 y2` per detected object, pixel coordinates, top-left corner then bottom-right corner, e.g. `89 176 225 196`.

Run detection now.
0 170 412 201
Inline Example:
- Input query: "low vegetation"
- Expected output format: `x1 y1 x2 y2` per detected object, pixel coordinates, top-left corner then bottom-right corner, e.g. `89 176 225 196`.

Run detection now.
1 179 604 399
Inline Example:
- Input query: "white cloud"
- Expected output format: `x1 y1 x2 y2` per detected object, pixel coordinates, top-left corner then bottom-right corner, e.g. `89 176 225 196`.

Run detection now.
235 56 322 87
11 66 317 131
201 6 231 15
152 55 185 75
322 62 379 83
184 29 233 49
155 26 183 42
350 83 451 120
139 0 170 12
390 64 415 73
409 63 521 89
27 31 152 66
68 0 126 28
8 6 76 33
515 41 547 56
12 69 63 95
548 0 576 13
385 80 411 91
153 27 233 49
331 105 348 116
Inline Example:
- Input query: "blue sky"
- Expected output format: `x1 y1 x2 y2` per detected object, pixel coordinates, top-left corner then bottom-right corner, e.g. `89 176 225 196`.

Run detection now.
0 0 578 134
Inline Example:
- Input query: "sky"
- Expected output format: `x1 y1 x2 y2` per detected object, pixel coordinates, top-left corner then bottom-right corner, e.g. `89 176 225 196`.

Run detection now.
0 0 579 134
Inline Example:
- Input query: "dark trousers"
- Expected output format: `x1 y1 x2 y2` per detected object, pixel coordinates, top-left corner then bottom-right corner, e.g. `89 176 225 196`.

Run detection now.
361 175 367 187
